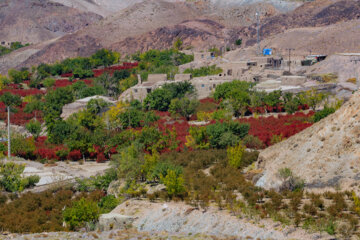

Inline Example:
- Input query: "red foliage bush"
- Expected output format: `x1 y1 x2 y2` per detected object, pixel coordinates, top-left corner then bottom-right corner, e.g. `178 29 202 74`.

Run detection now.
96 152 106 163
35 148 59 160
238 112 314 147
199 98 218 104
0 102 44 126
67 150 82 161
0 89 44 97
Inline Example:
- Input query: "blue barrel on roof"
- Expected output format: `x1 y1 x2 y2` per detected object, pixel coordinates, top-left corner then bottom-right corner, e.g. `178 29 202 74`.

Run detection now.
263 48 272 56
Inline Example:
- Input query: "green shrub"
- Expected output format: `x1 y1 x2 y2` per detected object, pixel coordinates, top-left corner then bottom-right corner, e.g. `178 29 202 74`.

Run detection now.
98 195 119 213
160 170 185 197
0 162 39 192
43 77 55 88
227 142 245 168
243 135 264 149
63 198 100 230
25 119 42 140
149 161 183 182
56 149 70 161
313 107 335 122
169 97 199 120
144 82 195 111
76 169 117 192
183 65 222 77
206 122 249 148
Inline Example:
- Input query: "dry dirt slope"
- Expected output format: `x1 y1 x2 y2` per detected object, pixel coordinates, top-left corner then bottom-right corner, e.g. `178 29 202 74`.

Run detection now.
255 91 360 192
0 0 102 44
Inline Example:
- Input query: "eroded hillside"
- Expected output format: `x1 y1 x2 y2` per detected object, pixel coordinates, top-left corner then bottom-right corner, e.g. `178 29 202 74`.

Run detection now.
256 91 360 192
0 0 102 44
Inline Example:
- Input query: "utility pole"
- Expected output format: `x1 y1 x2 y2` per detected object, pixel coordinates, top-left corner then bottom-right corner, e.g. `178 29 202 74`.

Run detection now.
286 48 295 73
7 106 10 159
350 59 360 90
256 11 260 56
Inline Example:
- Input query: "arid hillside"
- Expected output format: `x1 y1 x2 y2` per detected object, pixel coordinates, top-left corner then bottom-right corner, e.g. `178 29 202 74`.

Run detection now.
7 0 199 70
1 0 359 74
0 0 102 44
242 19 360 57
255 91 360 192
237 0 360 47
110 19 238 55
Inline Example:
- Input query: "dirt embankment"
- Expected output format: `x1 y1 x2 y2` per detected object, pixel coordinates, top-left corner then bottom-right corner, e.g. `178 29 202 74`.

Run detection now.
109 199 328 239
255 91 360 192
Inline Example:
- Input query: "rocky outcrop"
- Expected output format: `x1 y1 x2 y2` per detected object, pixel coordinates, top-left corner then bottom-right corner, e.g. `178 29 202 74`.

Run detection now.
110 199 328 239
98 213 134 231
255 91 360 192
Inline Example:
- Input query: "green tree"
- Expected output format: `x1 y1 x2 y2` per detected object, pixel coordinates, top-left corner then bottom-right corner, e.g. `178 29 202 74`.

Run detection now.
10 134 36 158
8 69 29 84
43 77 55 88
113 70 131 80
227 142 245 168
86 98 110 115
264 90 282 107
0 162 39 192
285 96 300 114
25 119 42 140
169 97 199 120
144 88 173 111
111 144 144 182
91 49 120 67
160 169 185 197
94 73 120 97
313 107 335 122
144 82 195 111
235 39 242 46
63 198 100 230
299 89 327 111
65 127 93 159
44 87 74 136
173 37 183 51
228 90 250 117
48 120 74 144
183 65 222 77
214 81 253 101
0 92 22 108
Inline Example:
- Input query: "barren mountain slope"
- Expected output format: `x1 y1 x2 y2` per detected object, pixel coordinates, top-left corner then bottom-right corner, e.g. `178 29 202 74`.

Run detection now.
8 0 198 70
236 0 360 47
110 19 238 54
0 0 102 44
255 91 360 192
49 0 142 17
50 0 300 17
251 19 360 56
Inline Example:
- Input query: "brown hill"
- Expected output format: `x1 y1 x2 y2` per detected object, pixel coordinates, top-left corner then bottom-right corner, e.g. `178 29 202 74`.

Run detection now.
0 0 102 44
7 0 199 70
110 19 237 54
238 0 360 47
248 19 360 56
255 91 360 192
2 0 360 74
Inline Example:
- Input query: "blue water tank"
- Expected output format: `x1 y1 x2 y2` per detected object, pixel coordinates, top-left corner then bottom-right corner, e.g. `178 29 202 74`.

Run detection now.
263 48 272 56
